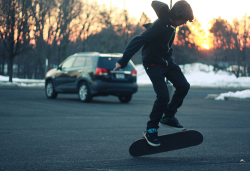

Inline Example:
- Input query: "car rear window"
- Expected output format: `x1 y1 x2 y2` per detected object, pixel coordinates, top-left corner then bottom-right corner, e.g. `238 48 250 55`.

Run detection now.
97 57 134 70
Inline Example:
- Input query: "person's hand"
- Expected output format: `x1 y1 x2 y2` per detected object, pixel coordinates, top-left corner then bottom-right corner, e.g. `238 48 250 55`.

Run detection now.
114 62 122 70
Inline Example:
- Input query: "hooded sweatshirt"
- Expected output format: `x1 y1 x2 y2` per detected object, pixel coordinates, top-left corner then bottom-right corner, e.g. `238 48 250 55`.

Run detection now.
118 1 176 68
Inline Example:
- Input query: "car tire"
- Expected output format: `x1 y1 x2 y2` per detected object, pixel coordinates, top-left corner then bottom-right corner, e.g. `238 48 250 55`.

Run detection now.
78 82 92 102
45 80 58 99
118 94 132 103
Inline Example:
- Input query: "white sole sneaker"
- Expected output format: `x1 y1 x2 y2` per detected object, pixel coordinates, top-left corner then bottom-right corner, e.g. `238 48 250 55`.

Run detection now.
143 132 161 147
159 123 187 132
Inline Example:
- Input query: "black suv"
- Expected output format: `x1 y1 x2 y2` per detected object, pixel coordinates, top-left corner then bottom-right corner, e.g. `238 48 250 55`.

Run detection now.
45 52 138 103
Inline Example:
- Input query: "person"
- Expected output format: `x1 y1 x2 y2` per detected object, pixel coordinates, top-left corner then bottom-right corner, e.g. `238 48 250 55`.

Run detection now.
113 0 194 147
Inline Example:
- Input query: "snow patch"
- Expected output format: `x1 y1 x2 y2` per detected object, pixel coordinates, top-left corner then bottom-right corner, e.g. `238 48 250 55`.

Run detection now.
136 63 250 89
215 89 250 101
1 63 250 100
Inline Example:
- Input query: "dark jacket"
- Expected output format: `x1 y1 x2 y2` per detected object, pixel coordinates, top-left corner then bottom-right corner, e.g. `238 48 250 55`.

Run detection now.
118 1 176 68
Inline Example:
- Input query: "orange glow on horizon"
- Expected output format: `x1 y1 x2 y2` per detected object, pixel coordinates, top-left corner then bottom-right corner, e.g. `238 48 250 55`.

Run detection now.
202 44 210 50
173 21 214 50
186 19 214 50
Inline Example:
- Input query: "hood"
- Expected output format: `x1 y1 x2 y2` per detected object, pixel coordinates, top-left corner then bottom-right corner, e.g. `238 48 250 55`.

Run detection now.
143 23 152 29
45 68 57 78
151 1 169 22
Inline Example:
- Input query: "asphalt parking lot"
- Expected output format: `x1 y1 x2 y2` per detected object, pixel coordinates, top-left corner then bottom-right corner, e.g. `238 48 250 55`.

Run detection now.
0 88 249 170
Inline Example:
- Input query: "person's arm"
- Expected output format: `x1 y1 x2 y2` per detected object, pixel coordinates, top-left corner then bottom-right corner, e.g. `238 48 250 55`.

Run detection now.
115 19 166 69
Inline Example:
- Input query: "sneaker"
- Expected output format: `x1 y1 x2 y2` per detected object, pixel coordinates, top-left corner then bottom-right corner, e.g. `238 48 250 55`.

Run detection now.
160 116 186 131
143 128 161 147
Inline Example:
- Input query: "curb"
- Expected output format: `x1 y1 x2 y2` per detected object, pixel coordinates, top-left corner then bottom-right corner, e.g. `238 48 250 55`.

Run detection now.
224 97 250 102
0 86 44 90
0 82 249 91
0 84 249 90
1 83 249 102
205 94 220 99
0 83 44 90
190 86 249 91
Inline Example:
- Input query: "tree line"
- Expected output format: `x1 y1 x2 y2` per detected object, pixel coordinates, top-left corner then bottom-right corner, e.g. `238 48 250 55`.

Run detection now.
0 0 249 82
209 15 250 77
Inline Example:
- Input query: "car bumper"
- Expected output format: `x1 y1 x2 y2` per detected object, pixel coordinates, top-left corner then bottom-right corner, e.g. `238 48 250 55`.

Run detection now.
91 82 138 96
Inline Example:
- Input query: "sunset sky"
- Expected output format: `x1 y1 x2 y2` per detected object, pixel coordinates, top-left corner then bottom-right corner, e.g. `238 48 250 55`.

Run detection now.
96 0 249 31
97 0 250 30
92 0 249 50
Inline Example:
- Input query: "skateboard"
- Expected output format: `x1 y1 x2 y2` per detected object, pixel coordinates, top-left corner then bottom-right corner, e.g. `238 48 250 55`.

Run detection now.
129 130 203 157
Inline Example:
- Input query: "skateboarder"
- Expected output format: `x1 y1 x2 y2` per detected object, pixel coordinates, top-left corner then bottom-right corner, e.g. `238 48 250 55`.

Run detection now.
114 0 194 147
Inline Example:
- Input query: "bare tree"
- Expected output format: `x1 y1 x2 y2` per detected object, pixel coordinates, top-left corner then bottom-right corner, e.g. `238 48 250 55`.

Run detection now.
80 1 106 52
53 0 82 62
0 0 32 82
30 0 57 77
209 17 235 71
0 41 6 75
240 14 250 76
232 18 243 77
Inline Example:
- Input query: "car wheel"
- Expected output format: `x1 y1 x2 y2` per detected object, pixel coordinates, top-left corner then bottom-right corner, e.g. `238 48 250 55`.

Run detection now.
118 94 132 103
45 80 58 99
78 82 92 102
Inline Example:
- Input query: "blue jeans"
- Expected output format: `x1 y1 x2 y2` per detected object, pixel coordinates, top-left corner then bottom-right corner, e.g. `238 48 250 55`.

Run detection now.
144 60 190 129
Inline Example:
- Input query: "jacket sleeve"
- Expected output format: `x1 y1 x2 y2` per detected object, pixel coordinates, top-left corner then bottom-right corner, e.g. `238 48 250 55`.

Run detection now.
118 19 166 68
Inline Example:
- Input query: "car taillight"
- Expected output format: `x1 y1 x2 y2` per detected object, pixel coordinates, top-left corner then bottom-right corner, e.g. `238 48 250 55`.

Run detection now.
95 68 108 75
131 69 137 76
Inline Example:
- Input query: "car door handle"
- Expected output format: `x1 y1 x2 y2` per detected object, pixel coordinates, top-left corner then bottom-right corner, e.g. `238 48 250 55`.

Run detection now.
78 70 83 73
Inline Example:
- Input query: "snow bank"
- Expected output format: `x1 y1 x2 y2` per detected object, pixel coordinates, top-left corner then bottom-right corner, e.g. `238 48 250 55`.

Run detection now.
215 89 250 101
0 75 44 87
0 75 44 83
136 63 250 89
1 63 250 100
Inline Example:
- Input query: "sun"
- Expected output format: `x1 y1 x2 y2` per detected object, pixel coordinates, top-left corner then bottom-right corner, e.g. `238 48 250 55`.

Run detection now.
201 44 210 50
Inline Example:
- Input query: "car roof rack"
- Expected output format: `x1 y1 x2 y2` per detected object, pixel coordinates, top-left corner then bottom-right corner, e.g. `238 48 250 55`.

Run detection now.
74 52 123 57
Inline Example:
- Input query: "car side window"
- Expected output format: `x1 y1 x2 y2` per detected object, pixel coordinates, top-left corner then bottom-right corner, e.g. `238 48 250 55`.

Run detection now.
61 57 75 69
72 57 86 67
91 57 98 68
85 57 92 67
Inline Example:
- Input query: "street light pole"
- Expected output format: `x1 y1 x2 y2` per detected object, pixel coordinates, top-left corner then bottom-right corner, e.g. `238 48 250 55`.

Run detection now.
166 0 173 84
45 58 48 78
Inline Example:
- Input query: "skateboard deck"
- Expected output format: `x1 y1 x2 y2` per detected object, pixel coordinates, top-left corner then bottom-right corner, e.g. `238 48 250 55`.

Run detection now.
129 130 203 157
